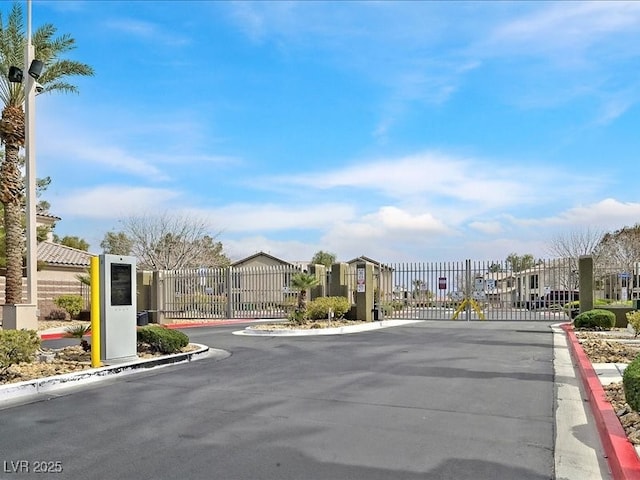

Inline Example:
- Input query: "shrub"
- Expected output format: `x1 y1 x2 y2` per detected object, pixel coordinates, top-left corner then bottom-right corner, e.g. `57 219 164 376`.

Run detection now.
137 326 189 354
64 324 91 352
288 308 308 325
381 300 405 314
573 309 616 330
54 294 84 319
627 311 640 338
0 330 40 377
47 309 68 320
306 296 351 320
623 356 640 411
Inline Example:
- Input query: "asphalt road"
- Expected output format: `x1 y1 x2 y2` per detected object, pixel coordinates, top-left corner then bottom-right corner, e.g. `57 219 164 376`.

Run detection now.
0 321 558 480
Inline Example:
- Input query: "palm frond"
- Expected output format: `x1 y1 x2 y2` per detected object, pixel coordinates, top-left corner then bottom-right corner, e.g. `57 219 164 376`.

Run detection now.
38 59 94 85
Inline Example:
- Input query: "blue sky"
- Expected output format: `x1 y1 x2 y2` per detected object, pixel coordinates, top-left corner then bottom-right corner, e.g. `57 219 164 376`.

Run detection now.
24 1 640 263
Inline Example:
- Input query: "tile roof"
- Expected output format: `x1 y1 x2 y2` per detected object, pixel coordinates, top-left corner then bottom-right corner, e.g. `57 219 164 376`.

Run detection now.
37 241 93 268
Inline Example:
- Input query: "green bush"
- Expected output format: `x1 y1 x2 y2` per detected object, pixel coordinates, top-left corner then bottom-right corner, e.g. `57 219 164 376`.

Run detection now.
573 309 616 330
623 356 640 411
306 296 351 320
288 308 308 325
0 330 40 376
137 326 189 354
54 294 84 319
627 311 640 338
381 301 405 316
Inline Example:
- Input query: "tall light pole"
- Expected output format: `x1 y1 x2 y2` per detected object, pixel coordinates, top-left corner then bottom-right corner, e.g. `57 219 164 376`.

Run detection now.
24 0 37 313
4 0 44 329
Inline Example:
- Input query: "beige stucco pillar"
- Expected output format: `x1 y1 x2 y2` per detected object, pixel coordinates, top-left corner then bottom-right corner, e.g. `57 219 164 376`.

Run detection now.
309 264 326 300
579 255 594 314
329 263 350 298
355 262 374 322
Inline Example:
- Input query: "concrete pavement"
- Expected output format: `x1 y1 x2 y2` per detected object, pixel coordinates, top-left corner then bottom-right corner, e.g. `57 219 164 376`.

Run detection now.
0 319 636 479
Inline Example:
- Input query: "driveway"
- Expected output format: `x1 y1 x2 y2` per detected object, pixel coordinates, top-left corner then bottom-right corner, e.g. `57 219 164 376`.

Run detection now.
0 321 594 479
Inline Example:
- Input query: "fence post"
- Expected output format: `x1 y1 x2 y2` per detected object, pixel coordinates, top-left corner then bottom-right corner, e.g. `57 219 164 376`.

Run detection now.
154 271 167 324
226 266 234 319
579 256 594 315
329 263 350 298
355 262 374 322
309 264 326 300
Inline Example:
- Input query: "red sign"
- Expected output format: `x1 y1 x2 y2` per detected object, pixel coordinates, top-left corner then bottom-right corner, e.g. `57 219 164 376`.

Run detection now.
438 277 447 290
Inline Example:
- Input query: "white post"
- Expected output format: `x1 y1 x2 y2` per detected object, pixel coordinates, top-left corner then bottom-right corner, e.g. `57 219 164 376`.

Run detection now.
25 0 37 308
3 0 38 329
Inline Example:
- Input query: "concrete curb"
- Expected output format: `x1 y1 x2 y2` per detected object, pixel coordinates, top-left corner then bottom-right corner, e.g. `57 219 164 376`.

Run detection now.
233 319 423 336
562 323 640 479
0 343 220 403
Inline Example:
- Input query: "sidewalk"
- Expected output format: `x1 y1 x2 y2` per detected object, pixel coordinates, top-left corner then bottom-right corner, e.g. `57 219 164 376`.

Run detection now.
562 323 640 480
593 363 628 387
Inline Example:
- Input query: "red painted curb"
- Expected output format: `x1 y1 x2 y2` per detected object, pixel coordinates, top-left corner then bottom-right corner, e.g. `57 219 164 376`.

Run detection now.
562 323 640 480
40 331 92 341
164 319 258 329
39 319 259 340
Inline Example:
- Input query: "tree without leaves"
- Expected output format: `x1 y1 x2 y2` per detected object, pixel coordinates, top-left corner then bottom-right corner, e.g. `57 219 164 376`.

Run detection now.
546 228 604 261
595 225 640 274
0 3 93 304
113 212 230 270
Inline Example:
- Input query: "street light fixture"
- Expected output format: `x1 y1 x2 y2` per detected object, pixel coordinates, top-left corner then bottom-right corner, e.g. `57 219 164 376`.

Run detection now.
27 59 43 79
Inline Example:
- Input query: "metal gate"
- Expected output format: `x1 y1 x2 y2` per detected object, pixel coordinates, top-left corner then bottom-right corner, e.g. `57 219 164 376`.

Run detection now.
362 258 577 321
154 258 585 322
158 265 301 320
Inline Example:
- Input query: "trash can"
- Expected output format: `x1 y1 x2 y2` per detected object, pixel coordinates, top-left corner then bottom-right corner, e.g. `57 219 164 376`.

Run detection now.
136 311 149 326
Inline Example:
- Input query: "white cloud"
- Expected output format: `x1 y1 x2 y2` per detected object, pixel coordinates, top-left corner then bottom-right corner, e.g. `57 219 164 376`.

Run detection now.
103 18 190 47
203 203 357 233
54 185 182 218
468 221 503 235
509 198 640 231
488 2 640 59
270 151 549 209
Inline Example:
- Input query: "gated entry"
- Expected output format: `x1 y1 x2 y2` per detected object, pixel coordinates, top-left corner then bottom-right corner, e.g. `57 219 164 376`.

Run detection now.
147 258 583 322
357 258 577 321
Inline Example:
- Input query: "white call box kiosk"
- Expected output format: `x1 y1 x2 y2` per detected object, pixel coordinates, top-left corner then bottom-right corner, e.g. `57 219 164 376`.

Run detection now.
99 254 138 363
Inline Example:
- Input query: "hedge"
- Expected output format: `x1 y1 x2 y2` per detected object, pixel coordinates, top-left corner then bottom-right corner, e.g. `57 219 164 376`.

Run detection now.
137 326 189 354
573 309 616 330
623 356 640 411
306 296 351 320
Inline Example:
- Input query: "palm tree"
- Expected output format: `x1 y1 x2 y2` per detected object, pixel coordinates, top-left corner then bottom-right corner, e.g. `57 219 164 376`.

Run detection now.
0 3 93 304
291 272 319 314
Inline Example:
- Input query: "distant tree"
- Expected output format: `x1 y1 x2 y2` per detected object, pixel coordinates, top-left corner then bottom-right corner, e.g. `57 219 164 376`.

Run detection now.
595 224 640 273
311 250 336 268
488 263 503 273
506 253 536 272
100 231 133 256
547 228 604 261
412 279 433 302
56 235 89 251
113 212 230 270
